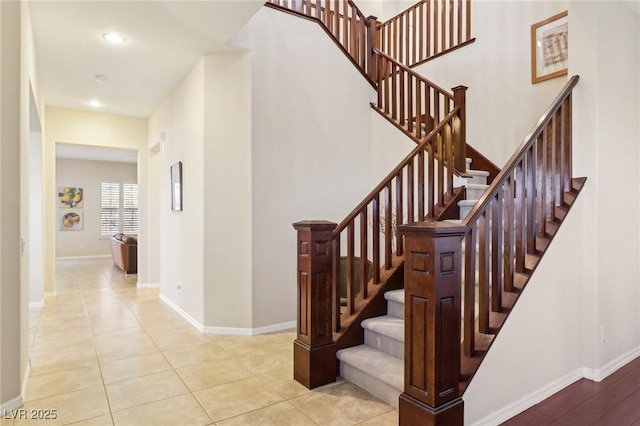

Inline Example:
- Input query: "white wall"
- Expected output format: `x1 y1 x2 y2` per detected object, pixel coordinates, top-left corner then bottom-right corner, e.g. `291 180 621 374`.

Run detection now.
149 58 206 324
55 158 137 258
414 1 568 167
44 107 148 291
231 7 377 328
465 1 640 423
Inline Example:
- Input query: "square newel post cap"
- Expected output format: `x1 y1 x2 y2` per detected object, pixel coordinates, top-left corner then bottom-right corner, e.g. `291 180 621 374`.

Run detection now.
399 221 466 238
452 85 468 92
293 220 337 232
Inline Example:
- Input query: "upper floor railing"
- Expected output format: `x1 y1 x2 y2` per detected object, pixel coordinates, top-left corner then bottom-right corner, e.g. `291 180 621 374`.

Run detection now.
378 0 475 68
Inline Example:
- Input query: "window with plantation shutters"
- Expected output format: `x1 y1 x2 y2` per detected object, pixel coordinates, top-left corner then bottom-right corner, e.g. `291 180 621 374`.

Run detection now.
101 182 138 236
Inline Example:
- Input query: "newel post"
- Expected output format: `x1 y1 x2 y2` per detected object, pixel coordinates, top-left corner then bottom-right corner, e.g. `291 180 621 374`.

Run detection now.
398 221 465 426
452 86 468 173
292 220 337 389
366 15 379 83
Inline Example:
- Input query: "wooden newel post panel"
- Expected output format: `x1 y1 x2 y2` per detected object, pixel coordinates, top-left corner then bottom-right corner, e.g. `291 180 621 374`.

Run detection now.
366 15 379 82
398 221 465 426
292 220 337 389
452 86 468 173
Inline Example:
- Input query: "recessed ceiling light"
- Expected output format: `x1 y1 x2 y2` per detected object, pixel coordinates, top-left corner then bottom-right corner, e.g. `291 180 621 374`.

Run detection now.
103 32 126 44
95 75 109 83
88 100 103 108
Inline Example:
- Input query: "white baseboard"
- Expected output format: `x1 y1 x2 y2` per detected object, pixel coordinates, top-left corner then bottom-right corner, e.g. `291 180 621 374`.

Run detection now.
137 282 160 289
203 321 296 336
29 300 43 308
158 294 204 333
470 345 640 425
159 293 295 336
0 363 29 414
56 255 111 260
583 346 640 382
468 368 584 426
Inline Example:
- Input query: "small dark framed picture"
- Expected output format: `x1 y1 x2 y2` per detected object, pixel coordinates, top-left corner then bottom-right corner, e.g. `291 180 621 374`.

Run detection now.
171 161 182 211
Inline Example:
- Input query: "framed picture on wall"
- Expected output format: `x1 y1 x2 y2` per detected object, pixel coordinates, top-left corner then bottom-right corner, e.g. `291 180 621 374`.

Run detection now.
58 187 84 208
59 209 83 231
171 161 182 212
531 11 568 84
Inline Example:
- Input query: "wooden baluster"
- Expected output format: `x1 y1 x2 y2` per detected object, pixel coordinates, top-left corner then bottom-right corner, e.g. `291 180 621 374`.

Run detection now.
399 14 404 64
526 145 536 254
563 95 572 192
554 108 563 207
503 176 514 292
418 150 425 220
466 0 471 40
343 0 348 50
478 210 490 334
416 80 422 139
360 17 366 69
395 173 404 256
391 62 397 120
332 233 341 331
359 211 368 299
491 191 503 312
334 0 340 40
292 221 338 389
385 182 392 269
412 6 417 65
407 77 414 133
408 160 415 222
316 0 321 20
432 89 439 134
457 0 462 44
377 55 383 108
399 222 464 426
536 133 546 238
434 0 439 55
449 0 454 50
404 13 410 66
446 123 454 195
347 221 355 315
372 195 380 283
545 120 555 222
515 160 525 273
464 225 476 356
424 84 431 134
384 57 390 113
420 2 426 61
399 69 405 125
437 132 444 206
427 141 435 218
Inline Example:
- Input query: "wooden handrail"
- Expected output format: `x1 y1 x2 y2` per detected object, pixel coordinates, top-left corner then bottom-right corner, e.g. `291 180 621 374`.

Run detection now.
331 107 462 327
398 75 584 425
378 0 475 68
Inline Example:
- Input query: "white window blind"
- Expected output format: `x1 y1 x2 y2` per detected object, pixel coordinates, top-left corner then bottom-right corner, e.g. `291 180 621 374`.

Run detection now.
101 182 138 236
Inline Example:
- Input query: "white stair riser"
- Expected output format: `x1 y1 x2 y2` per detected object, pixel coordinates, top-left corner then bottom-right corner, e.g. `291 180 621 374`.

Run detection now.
340 363 401 408
364 329 404 359
466 186 488 200
387 300 404 319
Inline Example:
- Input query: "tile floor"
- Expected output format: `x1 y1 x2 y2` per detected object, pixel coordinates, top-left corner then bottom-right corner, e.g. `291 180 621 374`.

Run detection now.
4 258 398 426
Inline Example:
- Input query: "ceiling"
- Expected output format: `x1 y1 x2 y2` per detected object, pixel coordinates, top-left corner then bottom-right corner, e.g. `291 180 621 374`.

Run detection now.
29 0 264 119
56 143 138 164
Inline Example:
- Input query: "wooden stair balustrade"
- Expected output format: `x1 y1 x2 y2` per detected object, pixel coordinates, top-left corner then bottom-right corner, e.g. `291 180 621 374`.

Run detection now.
398 75 585 425
378 0 476 68
293 108 467 389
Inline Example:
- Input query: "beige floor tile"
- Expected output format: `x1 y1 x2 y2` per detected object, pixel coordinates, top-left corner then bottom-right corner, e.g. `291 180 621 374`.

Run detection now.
101 353 172 384
176 359 254 391
25 365 103 402
259 367 312 399
105 370 189 412
30 346 98 376
194 376 284 422
90 317 142 335
140 318 195 336
217 401 316 426
31 337 95 359
214 334 280 354
356 410 399 425
163 342 231 369
234 343 292 374
151 329 211 352
111 393 212 426
93 333 159 363
66 414 114 425
290 382 393 426
15 385 109 426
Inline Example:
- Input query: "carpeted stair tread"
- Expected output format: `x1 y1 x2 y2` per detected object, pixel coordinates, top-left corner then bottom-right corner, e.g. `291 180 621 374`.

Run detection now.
362 316 404 343
384 289 405 305
336 345 403 390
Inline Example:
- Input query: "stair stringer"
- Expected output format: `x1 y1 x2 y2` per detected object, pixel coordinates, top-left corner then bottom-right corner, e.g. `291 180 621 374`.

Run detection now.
463 186 587 425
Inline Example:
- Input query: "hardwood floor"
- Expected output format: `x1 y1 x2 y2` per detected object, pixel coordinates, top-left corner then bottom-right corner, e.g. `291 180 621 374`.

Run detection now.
503 356 640 425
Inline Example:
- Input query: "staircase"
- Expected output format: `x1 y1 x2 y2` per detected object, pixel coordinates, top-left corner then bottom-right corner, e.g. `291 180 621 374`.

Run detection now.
271 1 585 424
336 156 494 408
